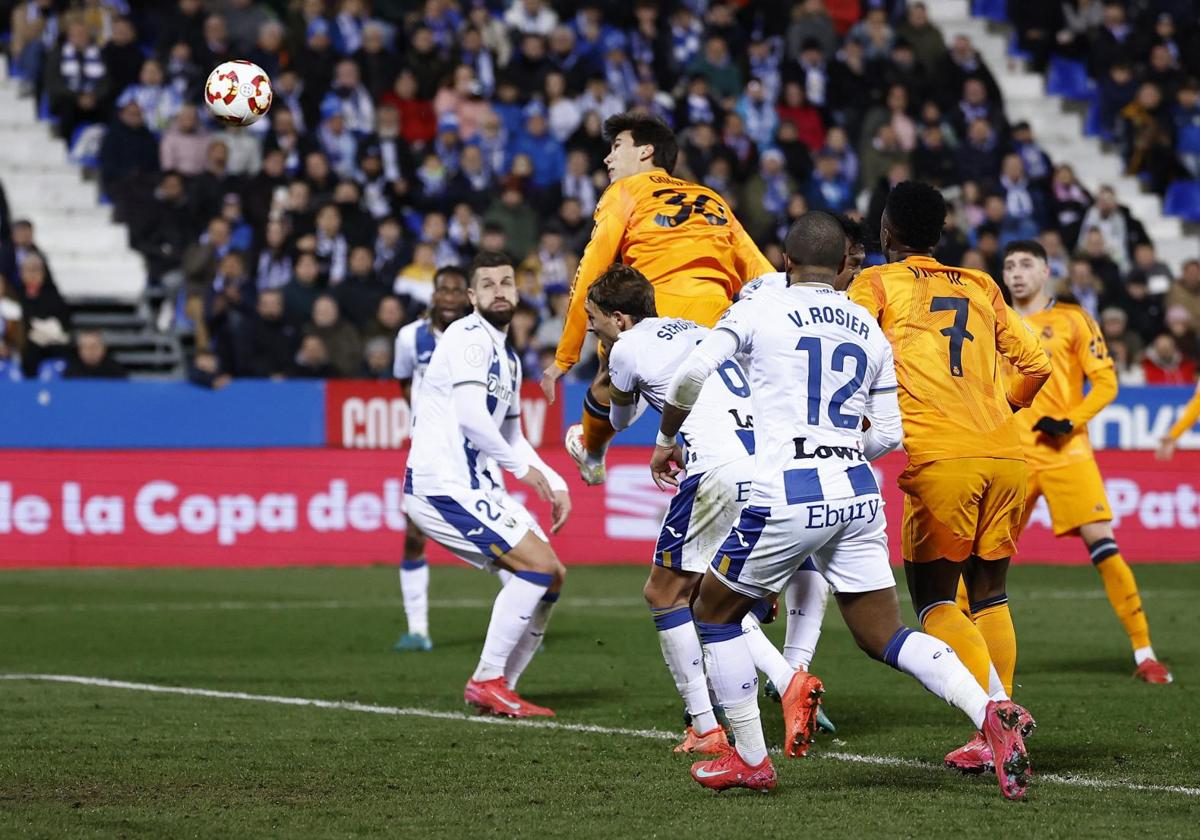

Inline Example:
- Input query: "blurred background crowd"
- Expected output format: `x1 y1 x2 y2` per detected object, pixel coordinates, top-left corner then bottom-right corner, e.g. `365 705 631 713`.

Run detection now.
1 0 1198 387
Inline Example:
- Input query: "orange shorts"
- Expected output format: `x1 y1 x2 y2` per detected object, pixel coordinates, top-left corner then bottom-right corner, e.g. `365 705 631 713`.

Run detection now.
654 289 731 328
1018 458 1112 538
899 457 1027 563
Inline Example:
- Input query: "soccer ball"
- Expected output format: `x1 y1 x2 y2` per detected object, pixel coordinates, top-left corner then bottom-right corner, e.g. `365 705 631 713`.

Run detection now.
204 60 273 126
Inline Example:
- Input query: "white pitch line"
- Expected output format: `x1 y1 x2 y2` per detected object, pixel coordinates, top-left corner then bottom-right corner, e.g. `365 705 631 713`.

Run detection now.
0 588 1187 616
2 673 1197 799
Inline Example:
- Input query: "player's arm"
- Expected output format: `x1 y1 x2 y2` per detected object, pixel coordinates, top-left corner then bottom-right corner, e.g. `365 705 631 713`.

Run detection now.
607 340 648 431
1159 382 1200 460
393 331 414 403
550 185 633 375
1065 313 1118 428
655 324 743 489
993 294 1052 409
728 209 775 293
501 412 572 532
862 341 902 460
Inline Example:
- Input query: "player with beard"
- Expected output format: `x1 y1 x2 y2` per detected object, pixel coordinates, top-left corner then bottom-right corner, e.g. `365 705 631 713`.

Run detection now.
404 252 573 716
393 266 472 652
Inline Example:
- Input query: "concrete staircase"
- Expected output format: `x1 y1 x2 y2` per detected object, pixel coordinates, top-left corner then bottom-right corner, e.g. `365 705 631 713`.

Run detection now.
0 64 146 303
925 0 1200 271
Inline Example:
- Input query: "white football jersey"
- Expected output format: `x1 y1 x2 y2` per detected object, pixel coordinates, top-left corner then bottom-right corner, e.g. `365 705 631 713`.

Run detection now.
736 271 786 301
406 312 518 495
716 283 897 506
393 318 441 407
608 317 756 473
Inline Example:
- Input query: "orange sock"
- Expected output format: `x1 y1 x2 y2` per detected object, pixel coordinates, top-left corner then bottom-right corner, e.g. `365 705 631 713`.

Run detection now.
1090 540 1151 651
970 596 1016 697
581 387 615 457
920 602 993 692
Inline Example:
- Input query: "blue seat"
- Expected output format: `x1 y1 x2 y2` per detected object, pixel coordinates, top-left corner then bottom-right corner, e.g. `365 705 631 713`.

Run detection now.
37 358 66 381
1163 180 1200 223
1046 57 1093 101
1006 31 1031 61
1083 96 1116 142
973 0 1008 23
0 358 22 382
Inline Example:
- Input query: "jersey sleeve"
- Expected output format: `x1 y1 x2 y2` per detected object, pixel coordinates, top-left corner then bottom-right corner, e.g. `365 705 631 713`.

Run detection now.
727 209 775 291
554 183 634 370
1066 310 1118 427
393 328 415 380
444 330 492 387
606 336 640 397
847 270 886 321
992 291 1052 408
1169 382 1200 440
713 298 755 353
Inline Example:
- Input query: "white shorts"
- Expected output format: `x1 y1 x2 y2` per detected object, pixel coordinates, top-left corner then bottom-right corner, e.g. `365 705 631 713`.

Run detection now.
712 467 894 598
404 487 546 570
655 456 754 574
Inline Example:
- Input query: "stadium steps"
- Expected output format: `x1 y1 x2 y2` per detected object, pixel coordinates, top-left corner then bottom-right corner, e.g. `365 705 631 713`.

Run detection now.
0 63 147 304
925 0 1200 271
69 298 185 378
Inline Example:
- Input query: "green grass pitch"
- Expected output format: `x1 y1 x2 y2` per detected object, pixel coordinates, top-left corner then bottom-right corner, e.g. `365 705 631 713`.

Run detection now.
1 563 1197 838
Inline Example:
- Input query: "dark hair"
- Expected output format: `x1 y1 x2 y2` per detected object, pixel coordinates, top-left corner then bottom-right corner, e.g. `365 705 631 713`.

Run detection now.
839 215 865 249
603 112 678 173
587 264 658 322
784 211 847 271
884 181 946 250
434 265 467 288
1003 240 1048 262
468 251 514 286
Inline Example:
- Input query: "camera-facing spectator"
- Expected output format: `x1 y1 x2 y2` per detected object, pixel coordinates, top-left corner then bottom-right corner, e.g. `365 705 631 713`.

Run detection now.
1100 306 1145 382
64 330 127 379
361 335 393 380
305 294 361 378
289 333 337 379
19 254 71 379
47 20 109 141
1142 333 1197 385
1166 259 1200 327
282 252 322 328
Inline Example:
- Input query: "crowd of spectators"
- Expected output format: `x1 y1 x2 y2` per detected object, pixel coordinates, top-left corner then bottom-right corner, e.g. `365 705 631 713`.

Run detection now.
1007 0 1200 196
0 0 1198 388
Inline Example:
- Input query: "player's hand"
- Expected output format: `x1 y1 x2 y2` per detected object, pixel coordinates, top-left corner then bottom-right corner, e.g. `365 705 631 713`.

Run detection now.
1033 416 1073 437
649 443 685 491
518 465 554 503
541 363 565 403
550 490 572 533
1156 436 1177 461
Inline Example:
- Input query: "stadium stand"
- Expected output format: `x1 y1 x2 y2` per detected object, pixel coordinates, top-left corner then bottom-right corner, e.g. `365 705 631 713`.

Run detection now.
0 0 1197 387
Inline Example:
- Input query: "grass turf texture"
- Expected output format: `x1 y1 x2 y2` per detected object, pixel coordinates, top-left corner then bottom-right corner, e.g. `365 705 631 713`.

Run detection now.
1 564 1196 838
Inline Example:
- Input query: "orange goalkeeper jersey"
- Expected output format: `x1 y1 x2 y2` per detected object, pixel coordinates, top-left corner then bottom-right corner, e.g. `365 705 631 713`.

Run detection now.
1010 299 1118 470
554 169 774 369
848 255 1052 465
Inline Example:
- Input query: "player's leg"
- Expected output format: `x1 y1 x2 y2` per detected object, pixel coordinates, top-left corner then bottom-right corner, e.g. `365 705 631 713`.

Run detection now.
821 500 1032 800
494 523 566 697
962 555 1015 700
782 559 830 672
394 515 433 652
899 460 998 692
1079 521 1171 682
1042 460 1171 681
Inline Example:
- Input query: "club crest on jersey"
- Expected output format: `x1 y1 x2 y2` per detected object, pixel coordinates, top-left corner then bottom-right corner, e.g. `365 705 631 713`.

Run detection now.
464 344 486 367
792 436 865 461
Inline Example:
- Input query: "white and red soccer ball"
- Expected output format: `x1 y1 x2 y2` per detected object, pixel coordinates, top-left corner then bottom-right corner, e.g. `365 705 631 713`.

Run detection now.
204 60 273 126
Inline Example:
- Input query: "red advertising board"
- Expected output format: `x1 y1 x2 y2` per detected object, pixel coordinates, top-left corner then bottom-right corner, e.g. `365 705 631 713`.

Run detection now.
324 380 561 450
0 448 1197 568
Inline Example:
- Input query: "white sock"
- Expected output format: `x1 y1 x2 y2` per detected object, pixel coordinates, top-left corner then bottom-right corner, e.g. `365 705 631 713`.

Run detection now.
886 627 990 730
399 559 430 637
1134 645 1157 665
699 622 768 766
987 663 1009 702
741 613 796 692
505 592 558 690
783 566 829 670
472 572 550 682
652 606 717 734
